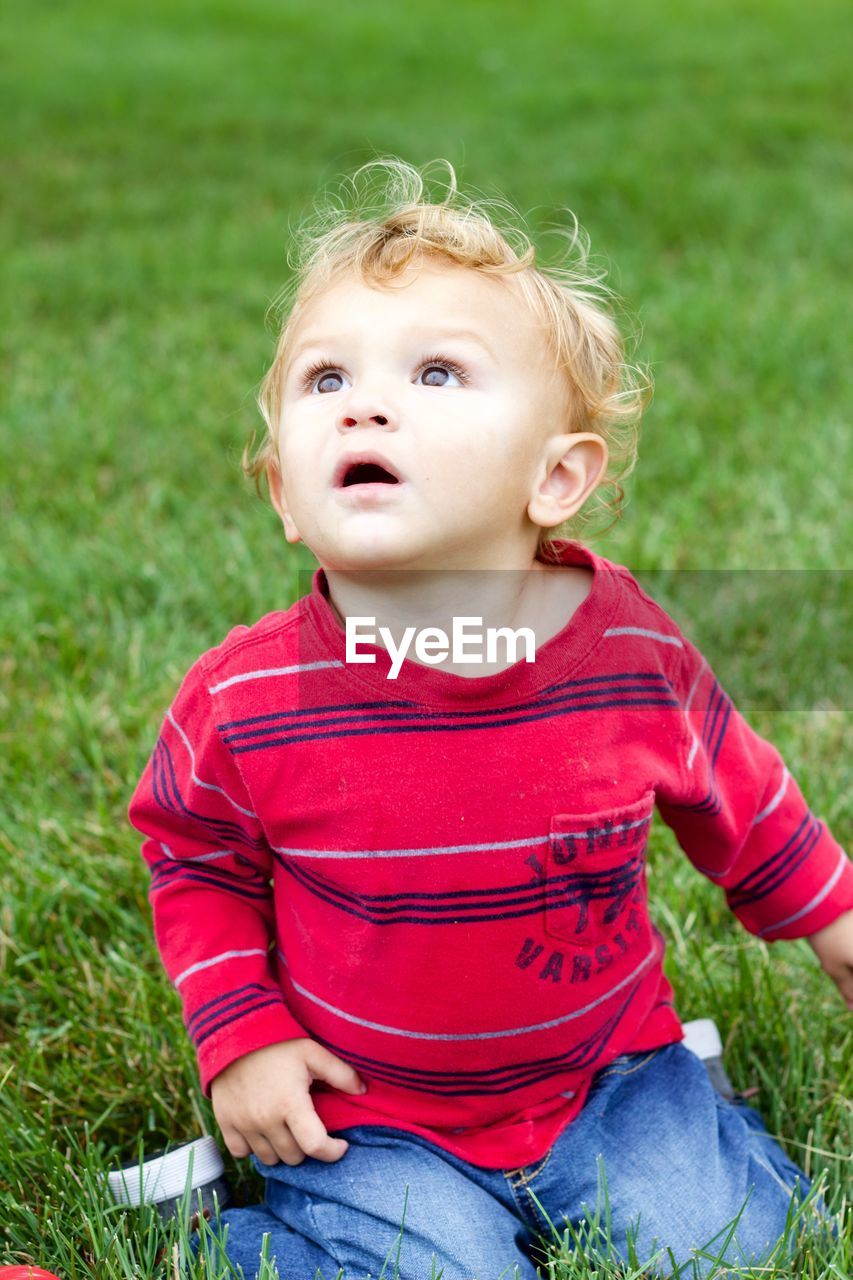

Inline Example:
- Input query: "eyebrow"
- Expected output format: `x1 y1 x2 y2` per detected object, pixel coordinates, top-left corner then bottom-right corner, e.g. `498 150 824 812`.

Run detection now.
285 327 498 370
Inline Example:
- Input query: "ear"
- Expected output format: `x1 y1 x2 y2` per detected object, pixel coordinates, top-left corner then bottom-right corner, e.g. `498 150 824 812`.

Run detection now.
266 458 303 545
528 433 609 530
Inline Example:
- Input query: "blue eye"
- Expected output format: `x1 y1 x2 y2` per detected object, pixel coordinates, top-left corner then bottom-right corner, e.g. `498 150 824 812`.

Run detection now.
300 361 350 393
314 370 345 394
417 360 465 387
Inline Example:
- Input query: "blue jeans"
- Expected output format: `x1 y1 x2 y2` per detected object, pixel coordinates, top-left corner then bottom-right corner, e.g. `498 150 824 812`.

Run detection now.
198 1044 820 1278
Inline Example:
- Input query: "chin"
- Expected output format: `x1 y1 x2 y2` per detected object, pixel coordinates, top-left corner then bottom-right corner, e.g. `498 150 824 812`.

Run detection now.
320 540 424 573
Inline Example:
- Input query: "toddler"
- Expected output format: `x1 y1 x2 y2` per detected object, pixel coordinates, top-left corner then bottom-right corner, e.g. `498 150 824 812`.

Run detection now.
129 160 853 1278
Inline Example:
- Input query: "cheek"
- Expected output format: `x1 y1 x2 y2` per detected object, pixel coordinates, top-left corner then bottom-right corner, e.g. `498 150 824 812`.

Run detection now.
274 443 311 517
278 427 312 480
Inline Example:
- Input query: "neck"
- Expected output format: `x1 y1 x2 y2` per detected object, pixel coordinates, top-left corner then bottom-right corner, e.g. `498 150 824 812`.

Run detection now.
327 563 539 622
323 556 573 677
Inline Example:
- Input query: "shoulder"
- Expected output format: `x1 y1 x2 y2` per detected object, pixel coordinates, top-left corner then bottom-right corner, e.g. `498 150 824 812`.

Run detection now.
586 549 701 690
601 558 684 640
543 539 693 670
171 598 310 713
201 601 307 684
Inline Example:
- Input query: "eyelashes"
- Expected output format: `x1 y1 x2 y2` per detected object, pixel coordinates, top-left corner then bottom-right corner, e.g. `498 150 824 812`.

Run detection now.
298 354 469 392
299 359 341 391
419 354 468 385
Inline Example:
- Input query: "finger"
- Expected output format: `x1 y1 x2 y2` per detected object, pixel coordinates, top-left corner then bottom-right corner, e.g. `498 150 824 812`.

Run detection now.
221 1127 251 1160
287 1103 350 1163
304 1043 367 1095
249 1133 289 1167
268 1123 308 1167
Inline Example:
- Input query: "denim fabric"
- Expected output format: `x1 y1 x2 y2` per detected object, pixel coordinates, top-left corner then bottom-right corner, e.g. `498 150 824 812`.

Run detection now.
200 1045 820 1279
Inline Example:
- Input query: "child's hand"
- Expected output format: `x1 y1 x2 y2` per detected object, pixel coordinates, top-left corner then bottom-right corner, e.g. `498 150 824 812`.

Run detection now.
210 1038 367 1166
807 909 853 1009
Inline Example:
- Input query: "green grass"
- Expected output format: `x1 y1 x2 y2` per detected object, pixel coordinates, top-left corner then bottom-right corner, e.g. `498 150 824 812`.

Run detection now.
1 0 851 1275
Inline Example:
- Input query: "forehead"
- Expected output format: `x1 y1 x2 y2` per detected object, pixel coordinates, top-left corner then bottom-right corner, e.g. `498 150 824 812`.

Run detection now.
287 259 550 364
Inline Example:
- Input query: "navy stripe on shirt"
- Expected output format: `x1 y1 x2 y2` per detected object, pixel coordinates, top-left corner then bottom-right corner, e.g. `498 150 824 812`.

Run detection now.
728 815 823 909
152 737 267 852
275 851 645 928
310 989 638 1096
223 690 680 754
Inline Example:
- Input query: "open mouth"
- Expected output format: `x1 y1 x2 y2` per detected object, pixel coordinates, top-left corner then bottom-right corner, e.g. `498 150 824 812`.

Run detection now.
340 462 400 487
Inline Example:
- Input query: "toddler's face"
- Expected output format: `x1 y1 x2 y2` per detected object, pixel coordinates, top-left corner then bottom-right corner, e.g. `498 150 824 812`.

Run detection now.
271 259 573 572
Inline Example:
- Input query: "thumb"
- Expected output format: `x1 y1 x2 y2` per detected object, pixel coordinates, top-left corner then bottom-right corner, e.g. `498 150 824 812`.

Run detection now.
305 1043 368 1094
831 966 853 1010
816 956 853 1010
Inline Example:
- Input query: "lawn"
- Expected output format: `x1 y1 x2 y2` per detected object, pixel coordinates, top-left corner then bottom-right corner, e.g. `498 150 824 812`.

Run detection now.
0 0 850 1276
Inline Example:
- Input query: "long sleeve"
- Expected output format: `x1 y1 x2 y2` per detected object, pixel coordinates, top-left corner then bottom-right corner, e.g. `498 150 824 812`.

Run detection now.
128 655 307 1092
656 632 853 941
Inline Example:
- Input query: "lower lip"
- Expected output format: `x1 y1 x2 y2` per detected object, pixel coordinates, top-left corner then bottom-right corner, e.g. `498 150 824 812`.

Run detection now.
334 482 407 505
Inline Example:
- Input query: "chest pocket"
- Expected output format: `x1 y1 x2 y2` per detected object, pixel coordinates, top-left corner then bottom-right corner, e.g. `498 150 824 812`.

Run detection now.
543 790 655 948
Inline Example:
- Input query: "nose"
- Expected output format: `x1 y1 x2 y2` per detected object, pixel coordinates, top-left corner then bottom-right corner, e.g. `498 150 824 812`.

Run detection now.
341 410 389 428
338 385 396 432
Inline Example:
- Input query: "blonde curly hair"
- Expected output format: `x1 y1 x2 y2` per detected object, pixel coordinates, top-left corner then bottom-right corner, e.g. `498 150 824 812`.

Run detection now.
246 158 650 550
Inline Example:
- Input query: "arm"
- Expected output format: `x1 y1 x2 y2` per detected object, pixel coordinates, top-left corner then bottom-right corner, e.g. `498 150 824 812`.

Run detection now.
809 910 853 1008
129 656 364 1162
656 633 853 1001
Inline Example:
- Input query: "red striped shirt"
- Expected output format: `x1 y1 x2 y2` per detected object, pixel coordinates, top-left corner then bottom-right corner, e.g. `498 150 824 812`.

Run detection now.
128 541 852 1167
